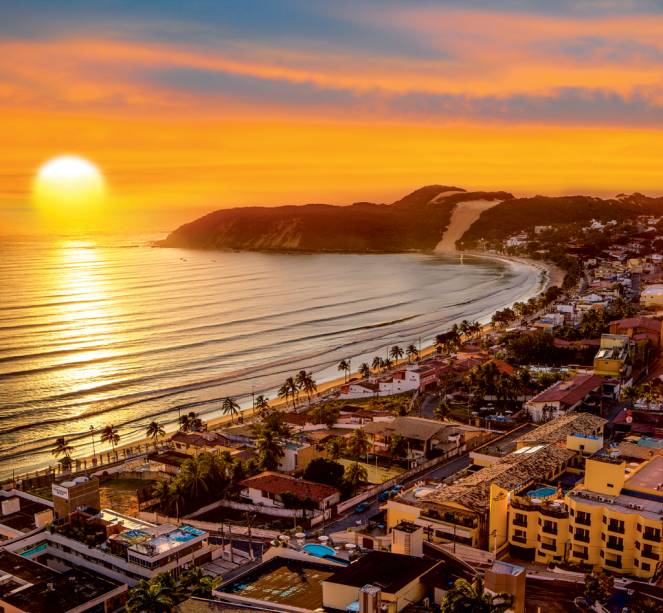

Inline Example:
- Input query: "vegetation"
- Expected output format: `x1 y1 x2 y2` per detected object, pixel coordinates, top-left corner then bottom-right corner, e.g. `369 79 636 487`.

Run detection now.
295 369 318 405
221 397 241 424
303 458 345 489
440 576 513 613
346 428 370 459
343 461 368 495
126 567 220 613
52 436 74 471
583 568 614 605
146 421 165 452
309 404 340 428
100 424 120 460
337 359 351 382
178 411 203 433
278 376 299 409
254 394 270 416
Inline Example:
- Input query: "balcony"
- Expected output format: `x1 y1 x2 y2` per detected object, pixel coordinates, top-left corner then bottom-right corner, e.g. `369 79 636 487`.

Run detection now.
542 524 558 536
513 518 528 528
575 515 591 526
604 558 622 569
606 540 624 552
540 541 557 552
574 531 590 543
607 522 625 534
573 550 589 560
641 550 660 561
512 535 527 544
643 530 661 543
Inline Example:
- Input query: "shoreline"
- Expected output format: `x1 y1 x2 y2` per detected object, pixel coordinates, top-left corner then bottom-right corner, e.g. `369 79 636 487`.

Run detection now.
3 250 557 483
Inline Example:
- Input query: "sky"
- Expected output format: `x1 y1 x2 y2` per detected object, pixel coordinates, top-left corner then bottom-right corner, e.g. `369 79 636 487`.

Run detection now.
1 0 663 233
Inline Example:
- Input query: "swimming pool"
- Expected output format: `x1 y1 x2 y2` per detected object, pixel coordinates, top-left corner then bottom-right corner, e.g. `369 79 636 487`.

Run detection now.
527 486 557 498
303 543 336 558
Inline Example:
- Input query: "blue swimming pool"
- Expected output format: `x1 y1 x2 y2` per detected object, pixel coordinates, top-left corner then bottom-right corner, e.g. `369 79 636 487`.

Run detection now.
303 543 335 558
527 487 556 498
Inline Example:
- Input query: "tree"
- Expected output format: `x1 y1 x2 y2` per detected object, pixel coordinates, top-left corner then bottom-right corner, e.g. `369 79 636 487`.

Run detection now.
389 345 404 361
222 397 241 424
343 462 368 495
127 578 175 613
434 400 449 421
58 456 73 472
389 434 408 458
338 359 351 382
278 377 299 409
310 404 340 429
359 362 371 379
52 437 74 461
100 424 120 460
255 427 285 470
583 568 614 605
406 343 419 363
325 436 345 460
254 394 270 416
620 384 641 408
347 428 369 459
146 421 165 452
180 454 211 501
441 576 513 613
382 357 393 370
296 370 317 405
303 458 345 488
168 478 187 520
190 575 221 599
371 356 382 373
178 412 202 433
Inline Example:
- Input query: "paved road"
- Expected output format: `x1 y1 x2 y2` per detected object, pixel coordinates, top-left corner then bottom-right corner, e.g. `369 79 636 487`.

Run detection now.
324 452 471 533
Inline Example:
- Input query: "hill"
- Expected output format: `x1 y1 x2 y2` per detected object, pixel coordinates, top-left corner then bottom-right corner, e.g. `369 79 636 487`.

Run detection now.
160 186 512 252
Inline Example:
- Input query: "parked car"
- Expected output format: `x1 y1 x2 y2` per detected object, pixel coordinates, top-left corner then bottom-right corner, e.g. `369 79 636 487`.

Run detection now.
390 484 404 495
378 490 390 502
354 501 369 513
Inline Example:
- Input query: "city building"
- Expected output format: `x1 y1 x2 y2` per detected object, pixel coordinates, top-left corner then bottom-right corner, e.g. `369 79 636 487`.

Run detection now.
51 476 100 519
525 373 604 422
0 490 53 545
239 471 341 511
386 414 605 548
593 334 631 377
641 284 663 308
363 417 464 461
0 550 127 613
4 510 218 586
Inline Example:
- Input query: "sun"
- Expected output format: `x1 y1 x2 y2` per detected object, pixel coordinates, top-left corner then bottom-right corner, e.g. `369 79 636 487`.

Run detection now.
33 155 107 225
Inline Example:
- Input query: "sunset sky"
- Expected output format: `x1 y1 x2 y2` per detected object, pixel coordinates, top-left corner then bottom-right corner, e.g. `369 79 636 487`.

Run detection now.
2 0 663 233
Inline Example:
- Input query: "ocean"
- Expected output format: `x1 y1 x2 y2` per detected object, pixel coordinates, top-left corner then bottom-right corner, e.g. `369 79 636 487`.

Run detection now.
0 235 543 479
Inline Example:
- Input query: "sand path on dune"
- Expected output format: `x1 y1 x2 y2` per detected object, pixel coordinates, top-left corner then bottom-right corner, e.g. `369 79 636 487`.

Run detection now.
435 199 502 252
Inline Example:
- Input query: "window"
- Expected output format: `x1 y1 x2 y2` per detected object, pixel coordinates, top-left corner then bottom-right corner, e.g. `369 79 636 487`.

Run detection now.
513 513 527 527
642 563 651 572
606 483 614 488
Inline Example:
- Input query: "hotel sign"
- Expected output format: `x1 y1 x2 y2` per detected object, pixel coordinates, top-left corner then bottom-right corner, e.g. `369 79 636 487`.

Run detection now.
51 484 69 499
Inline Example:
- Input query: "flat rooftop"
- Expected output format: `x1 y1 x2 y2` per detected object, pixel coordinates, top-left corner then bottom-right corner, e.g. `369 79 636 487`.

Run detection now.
0 495 52 533
324 551 438 593
221 558 335 610
130 524 206 557
626 456 663 492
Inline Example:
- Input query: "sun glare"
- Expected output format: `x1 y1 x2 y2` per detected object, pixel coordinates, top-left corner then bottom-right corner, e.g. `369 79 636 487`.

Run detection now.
33 155 106 227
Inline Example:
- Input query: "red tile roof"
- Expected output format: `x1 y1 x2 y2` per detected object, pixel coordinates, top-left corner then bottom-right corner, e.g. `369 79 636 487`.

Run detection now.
239 471 339 503
529 374 603 407
610 317 661 334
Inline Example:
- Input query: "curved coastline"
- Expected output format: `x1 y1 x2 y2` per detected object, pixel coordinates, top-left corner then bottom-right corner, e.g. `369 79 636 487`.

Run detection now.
0 250 550 481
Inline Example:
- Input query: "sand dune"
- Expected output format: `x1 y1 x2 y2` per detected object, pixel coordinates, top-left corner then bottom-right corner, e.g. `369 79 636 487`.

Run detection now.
435 199 502 252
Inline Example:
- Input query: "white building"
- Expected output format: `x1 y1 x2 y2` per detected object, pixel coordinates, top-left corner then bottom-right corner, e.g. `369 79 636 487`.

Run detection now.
641 284 663 308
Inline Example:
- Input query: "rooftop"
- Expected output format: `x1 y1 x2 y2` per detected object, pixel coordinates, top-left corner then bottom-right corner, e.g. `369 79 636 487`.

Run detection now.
171 431 239 448
363 416 456 442
0 551 124 613
610 316 662 333
221 557 334 610
626 456 663 493
240 471 339 503
0 491 52 534
568 489 662 521
528 374 604 407
516 413 605 447
324 551 438 593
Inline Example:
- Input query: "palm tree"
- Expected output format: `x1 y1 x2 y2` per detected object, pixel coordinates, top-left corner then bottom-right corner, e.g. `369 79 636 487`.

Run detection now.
178 411 203 433
254 394 270 417
126 578 175 613
620 384 641 408
434 400 449 421
100 424 120 460
150 479 172 511
277 381 292 408
337 359 351 383
190 575 221 598
222 397 241 424
280 376 299 409
256 427 285 470
146 421 165 453
406 343 419 363
347 428 369 459
441 576 513 613
325 437 345 460
383 357 393 371
358 362 371 379
371 356 382 373
52 437 74 461
389 345 404 362
296 370 317 405
344 462 368 495
168 478 188 521
180 454 211 501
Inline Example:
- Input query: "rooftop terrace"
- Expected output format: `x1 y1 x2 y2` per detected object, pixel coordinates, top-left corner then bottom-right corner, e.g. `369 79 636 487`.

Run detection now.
221 558 334 610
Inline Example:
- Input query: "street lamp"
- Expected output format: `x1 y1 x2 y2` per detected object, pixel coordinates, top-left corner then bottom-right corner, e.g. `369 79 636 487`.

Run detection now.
89 425 96 462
